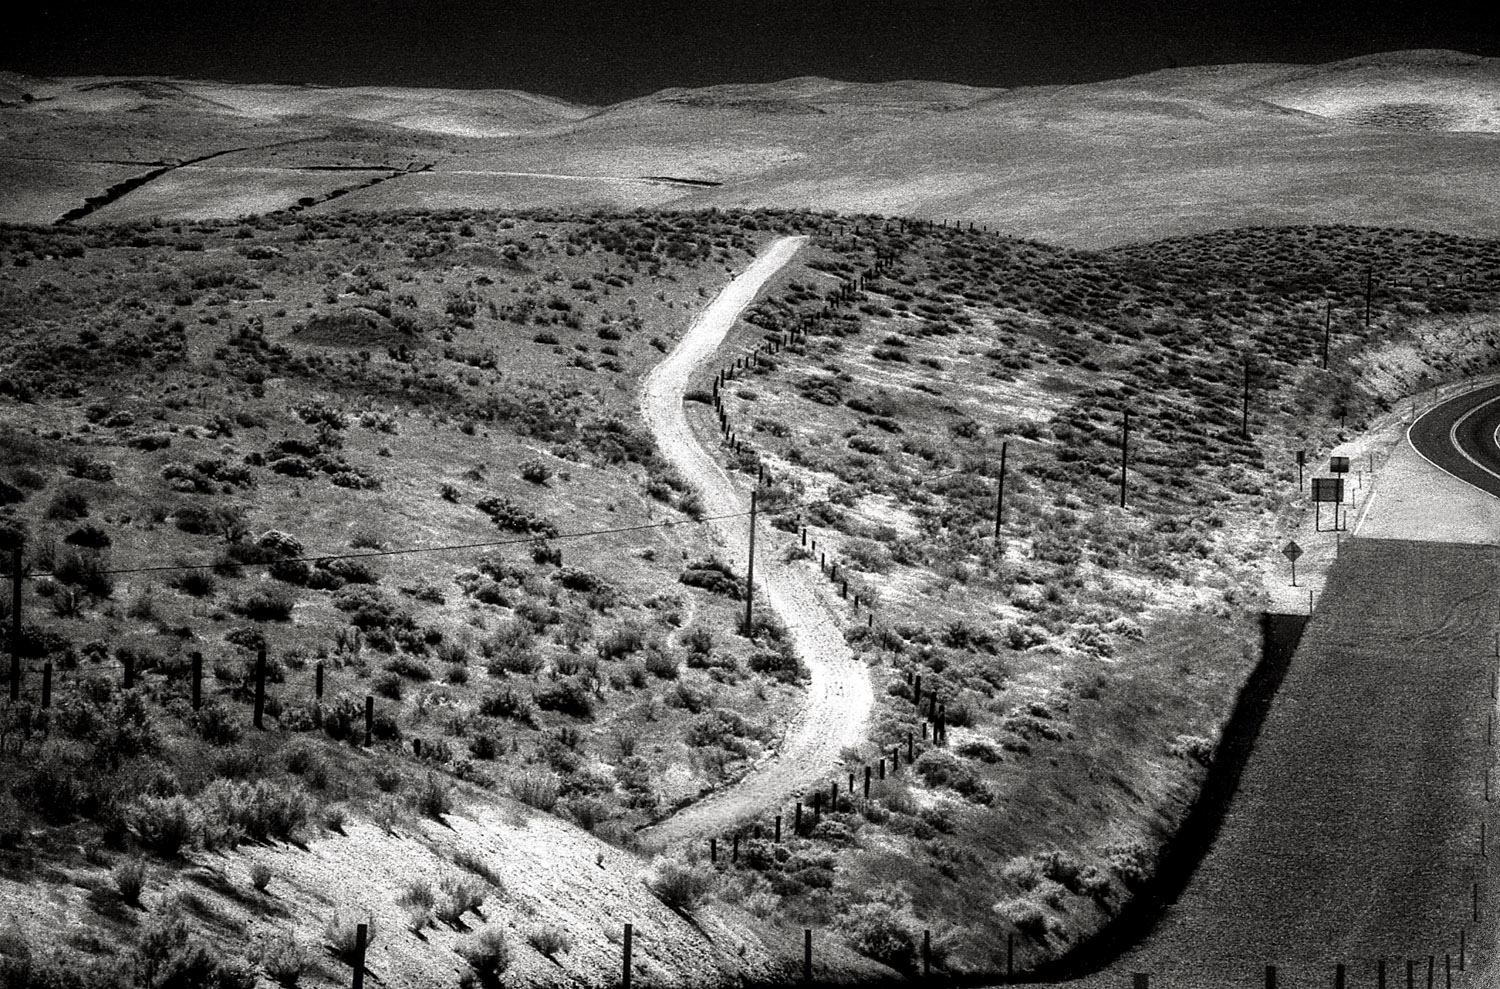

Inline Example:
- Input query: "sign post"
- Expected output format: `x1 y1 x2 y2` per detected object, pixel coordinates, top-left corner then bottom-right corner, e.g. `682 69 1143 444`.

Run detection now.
1296 450 1305 492
1312 477 1345 531
1282 541 1303 586
1330 456 1351 505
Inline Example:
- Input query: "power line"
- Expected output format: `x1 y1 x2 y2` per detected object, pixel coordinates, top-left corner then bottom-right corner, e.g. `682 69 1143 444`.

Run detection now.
21 511 752 580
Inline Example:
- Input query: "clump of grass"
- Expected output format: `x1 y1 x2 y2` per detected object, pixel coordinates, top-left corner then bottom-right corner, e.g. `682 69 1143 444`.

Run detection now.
457 927 510 982
510 772 559 812
434 875 487 926
412 774 452 820
249 861 274 893
321 804 348 834
526 924 572 959
113 857 148 905
452 848 504 889
259 936 310 987
323 911 377 965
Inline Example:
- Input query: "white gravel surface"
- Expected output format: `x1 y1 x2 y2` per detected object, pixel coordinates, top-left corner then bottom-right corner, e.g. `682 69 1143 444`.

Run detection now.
637 236 874 846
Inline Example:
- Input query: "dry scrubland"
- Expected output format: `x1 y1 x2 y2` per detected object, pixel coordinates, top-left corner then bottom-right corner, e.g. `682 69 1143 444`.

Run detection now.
0 207 1497 987
2 50 1499 245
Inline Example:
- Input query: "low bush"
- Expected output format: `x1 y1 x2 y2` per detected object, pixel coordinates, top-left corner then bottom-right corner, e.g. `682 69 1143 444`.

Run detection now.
113 857 148 905
645 856 714 912
130 794 201 857
510 772 559 812
526 925 572 959
323 911 377 966
413 774 452 820
457 927 510 983
258 937 310 987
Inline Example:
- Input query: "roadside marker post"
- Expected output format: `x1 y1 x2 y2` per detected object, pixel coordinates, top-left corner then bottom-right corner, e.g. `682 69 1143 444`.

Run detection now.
1282 541 1303 586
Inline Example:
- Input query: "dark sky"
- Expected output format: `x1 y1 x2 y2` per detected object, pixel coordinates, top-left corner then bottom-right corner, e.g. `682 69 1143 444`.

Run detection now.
7 0 1498 105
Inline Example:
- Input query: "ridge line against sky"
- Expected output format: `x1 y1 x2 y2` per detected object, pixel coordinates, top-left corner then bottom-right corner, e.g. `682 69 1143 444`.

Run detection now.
5 0 1498 105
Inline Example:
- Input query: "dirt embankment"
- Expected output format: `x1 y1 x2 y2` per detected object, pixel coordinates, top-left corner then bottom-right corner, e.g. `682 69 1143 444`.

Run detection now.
638 235 875 846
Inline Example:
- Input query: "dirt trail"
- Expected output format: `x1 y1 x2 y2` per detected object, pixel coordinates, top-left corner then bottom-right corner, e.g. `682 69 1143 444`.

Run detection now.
638 235 874 846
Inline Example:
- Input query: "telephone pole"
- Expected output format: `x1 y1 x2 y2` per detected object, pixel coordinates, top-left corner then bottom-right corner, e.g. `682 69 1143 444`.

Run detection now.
994 441 1008 539
743 489 757 634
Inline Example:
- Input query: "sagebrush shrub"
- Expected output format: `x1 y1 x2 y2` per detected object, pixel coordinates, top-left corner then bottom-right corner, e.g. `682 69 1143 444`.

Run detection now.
113 857 148 904
510 772 559 812
130 794 201 857
323 911 376 965
526 925 572 959
457 927 510 982
258 936 310 988
645 856 714 912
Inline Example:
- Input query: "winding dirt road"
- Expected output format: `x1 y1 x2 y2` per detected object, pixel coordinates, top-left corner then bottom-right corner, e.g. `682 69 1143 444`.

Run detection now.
638 235 874 845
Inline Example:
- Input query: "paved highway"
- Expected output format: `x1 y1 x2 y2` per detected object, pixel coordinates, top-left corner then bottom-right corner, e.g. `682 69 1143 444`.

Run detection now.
1410 382 1500 498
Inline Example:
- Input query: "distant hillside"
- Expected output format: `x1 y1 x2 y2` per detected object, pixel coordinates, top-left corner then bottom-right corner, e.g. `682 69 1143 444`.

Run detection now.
0 51 1497 244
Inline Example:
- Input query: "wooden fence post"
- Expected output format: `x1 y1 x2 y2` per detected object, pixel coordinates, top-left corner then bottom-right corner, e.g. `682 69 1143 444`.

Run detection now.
864 766 871 799
1266 963 1276 989
122 649 134 689
922 929 930 976
191 652 202 710
364 695 374 746
774 813 781 843
803 929 812 984
710 838 717 863
41 661 51 709
352 922 367 989
623 923 632 989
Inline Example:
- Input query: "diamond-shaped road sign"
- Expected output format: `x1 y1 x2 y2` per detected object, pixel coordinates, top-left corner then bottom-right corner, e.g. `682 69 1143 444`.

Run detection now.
1282 541 1303 563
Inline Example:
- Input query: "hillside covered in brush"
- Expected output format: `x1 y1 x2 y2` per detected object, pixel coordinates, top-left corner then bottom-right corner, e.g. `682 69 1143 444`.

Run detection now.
0 207 1497 986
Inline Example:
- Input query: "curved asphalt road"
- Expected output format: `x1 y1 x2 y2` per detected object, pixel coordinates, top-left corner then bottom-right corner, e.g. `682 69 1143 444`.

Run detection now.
1410 382 1500 497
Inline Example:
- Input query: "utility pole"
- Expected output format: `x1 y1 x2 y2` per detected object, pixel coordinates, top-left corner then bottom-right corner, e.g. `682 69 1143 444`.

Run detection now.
1242 361 1251 439
9 544 20 703
1119 410 1130 509
743 489 757 634
1323 300 1331 369
994 441 1008 539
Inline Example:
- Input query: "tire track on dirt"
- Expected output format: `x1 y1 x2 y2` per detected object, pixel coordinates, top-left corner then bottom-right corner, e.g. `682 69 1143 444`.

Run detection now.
638 235 874 846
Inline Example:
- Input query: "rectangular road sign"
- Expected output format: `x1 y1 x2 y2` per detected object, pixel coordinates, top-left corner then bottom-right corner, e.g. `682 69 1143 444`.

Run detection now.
1312 477 1344 503
1329 456 1350 474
